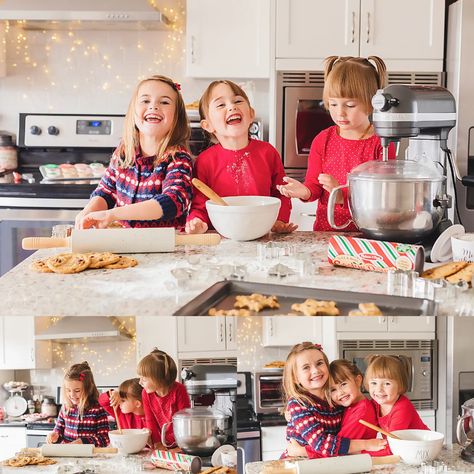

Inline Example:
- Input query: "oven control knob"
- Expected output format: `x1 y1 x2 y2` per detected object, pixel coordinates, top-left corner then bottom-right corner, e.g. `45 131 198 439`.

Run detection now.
48 126 59 136
30 125 42 135
422 370 428 376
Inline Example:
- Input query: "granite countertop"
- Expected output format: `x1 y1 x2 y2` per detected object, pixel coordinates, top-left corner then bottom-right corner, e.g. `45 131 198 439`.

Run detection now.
245 444 474 474
0 231 420 317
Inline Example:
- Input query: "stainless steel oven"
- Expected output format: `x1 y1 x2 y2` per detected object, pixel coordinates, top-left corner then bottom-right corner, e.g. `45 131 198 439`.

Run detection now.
339 339 437 410
251 371 284 415
276 71 333 179
0 113 124 276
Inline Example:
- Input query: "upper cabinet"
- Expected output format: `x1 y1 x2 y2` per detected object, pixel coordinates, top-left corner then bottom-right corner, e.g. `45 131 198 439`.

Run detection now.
275 0 444 71
186 0 271 78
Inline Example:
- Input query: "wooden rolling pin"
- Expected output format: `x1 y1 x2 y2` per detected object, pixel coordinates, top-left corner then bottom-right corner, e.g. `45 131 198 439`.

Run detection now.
27 444 117 457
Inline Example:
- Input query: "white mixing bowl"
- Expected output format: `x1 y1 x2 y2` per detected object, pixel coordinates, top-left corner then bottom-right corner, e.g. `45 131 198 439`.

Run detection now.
206 196 281 241
109 428 149 454
388 429 444 465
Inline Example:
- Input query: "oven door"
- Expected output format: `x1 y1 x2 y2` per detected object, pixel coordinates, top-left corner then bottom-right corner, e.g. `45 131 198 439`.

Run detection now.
252 374 284 414
26 428 51 448
0 203 82 276
283 86 333 170
342 349 433 403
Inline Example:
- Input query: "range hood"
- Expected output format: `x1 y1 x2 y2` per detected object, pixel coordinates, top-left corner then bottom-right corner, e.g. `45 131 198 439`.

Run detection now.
0 0 171 31
35 317 133 343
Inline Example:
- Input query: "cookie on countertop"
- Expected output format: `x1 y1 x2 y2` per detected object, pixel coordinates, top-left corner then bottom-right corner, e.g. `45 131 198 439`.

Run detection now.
46 253 90 274
445 262 474 286
86 252 121 269
30 259 53 273
421 261 468 280
103 255 138 269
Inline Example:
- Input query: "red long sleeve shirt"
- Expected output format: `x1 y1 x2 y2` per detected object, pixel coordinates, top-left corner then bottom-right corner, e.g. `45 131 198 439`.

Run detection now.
98 391 146 430
369 395 429 456
187 139 291 227
303 126 396 231
53 404 109 447
141 382 190 446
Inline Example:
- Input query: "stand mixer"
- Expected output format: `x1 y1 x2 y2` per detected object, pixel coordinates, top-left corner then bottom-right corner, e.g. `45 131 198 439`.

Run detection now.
371 84 457 248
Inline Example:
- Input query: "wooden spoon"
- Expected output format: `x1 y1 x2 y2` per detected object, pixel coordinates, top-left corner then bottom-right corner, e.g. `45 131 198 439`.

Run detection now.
192 178 228 206
359 419 401 439
111 391 122 434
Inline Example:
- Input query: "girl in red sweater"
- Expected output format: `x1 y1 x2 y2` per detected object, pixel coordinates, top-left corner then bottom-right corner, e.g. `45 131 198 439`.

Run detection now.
185 79 296 235
277 56 396 231
284 342 385 458
99 378 146 430
137 349 190 448
47 362 109 447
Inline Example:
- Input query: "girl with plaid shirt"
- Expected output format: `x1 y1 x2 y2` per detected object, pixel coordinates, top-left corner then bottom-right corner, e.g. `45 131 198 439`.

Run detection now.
75 75 193 230
283 342 385 458
47 362 109 447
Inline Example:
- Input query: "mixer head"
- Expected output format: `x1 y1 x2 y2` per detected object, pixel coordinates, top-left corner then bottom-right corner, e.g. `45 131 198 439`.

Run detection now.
371 84 456 150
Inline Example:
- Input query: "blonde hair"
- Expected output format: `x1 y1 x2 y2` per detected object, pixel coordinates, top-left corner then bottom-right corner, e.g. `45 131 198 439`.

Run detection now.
62 361 99 416
327 359 363 405
364 355 408 394
199 80 252 143
117 75 190 168
282 341 330 407
119 378 142 401
137 348 177 390
322 56 387 114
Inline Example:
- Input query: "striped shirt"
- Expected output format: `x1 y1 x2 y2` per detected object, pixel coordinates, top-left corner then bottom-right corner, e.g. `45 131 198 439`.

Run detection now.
53 404 110 447
91 148 193 229
286 394 350 457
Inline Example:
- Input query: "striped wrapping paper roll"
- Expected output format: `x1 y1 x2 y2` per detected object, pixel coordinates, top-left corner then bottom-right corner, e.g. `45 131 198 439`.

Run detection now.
150 449 202 473
328 235 425 273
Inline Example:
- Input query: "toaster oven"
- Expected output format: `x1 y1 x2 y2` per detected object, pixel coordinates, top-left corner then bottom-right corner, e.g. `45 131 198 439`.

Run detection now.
251 371 284 415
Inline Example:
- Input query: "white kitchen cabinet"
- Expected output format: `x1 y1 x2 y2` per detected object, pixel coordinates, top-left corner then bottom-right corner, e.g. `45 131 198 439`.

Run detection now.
0 317 51 370
276 0 444 70
262 317 323 347
177 317 237 354
135 317 178 364
336 316 435 334
0 426 26 460
261 425 287 461
186 0 270 78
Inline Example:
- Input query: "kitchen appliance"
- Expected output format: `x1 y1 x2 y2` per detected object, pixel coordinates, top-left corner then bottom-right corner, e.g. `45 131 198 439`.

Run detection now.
339 339 437 411
176 364 237 458
237 372 262 471
0 113 124 276
0 0 171 30
40 397 58 417
251 370 284 415
457 398 474 461
329 84 458 244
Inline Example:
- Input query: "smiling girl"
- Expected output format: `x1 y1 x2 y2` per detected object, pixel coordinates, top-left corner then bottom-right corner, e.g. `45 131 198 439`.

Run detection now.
47 362 109 447
137 349 190 448
185 80 295 235
283 342 385 458
75 75 193 230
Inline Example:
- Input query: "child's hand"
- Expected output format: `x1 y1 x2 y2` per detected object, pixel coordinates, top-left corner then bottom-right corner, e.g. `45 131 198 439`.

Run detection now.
364 438 387 451
287 439 308 458
46 432 59 444
271 220 298 234
277 177 311 200
185 217 208 234
78 210 114 229
318 174 343 204
109 390 121 408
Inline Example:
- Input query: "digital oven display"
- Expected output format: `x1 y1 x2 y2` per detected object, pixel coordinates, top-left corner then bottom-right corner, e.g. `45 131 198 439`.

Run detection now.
76 119 112 135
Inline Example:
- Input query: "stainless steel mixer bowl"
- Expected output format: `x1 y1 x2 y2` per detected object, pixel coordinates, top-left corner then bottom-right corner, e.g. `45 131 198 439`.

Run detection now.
458 398 474 446
328 160 446 243
171 407 232 456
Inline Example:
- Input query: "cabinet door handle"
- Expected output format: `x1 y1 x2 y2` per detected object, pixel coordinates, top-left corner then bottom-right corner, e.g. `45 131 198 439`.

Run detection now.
31 347 34 363
366 12 371 43
220 322 224 342
351 11 356 43
227 320 233 343
269 318 274 337
191 35 196 64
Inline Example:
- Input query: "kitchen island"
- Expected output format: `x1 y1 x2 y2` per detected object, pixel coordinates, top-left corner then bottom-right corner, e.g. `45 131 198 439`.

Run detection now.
0 231 424 317
245 444 474 473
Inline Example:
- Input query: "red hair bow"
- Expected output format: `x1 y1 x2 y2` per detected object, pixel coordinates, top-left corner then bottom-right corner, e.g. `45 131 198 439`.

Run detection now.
79 372 85 381
313 343 323 351
174 82 181 91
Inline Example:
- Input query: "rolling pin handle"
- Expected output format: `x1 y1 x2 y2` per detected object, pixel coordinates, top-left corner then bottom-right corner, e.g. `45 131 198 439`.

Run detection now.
22 237 69 250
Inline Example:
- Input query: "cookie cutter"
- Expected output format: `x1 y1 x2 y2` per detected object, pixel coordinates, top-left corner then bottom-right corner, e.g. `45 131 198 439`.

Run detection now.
268 263 296 278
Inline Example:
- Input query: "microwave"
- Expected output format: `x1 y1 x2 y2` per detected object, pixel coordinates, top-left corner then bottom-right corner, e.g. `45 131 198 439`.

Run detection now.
339 340 437 410
251 371 284 415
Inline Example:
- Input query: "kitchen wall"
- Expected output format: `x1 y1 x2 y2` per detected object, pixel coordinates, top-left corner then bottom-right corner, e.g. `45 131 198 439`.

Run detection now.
0 2 270 139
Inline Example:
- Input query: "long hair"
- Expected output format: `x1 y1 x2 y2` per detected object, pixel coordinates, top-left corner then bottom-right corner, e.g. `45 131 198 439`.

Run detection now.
119 378 143 401
322 56 387 114
137 348 177 390
282 341 330 407
62 361 99 416
326 359 363 405
198 79 252 143
117 75 190 168
364 355 408 394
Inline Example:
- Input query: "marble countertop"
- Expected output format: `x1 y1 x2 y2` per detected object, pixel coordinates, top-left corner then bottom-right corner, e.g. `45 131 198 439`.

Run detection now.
245 444 474 474
0 231 424 317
